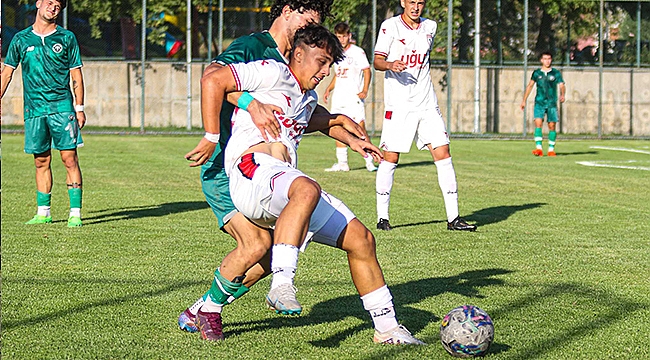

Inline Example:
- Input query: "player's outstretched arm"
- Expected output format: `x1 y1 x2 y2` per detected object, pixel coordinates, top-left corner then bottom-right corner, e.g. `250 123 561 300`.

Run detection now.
373 54 406 72
185 66 237 167
307 105 365 139
520 80 535 110
0 65 15 99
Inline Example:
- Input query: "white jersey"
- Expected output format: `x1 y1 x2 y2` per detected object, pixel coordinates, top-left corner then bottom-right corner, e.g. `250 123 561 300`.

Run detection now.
224 59 318 174
330 44 370 107
374 15 438 110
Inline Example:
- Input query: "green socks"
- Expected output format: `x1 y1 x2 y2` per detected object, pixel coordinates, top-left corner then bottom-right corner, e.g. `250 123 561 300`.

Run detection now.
203 268 250 305
548 130 557 151
534 127 543 149
68 188 82 209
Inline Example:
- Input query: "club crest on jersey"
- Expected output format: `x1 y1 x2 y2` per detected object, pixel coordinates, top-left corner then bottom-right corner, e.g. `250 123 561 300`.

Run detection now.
549 75 556 81
52 43 63 53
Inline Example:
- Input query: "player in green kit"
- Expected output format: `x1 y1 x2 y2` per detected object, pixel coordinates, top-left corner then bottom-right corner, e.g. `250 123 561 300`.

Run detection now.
520 51 566 157
1 0 86 227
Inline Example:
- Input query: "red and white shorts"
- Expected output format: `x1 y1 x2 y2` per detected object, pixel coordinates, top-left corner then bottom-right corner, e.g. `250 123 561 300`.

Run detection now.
379 106 449 153
229 152 356 250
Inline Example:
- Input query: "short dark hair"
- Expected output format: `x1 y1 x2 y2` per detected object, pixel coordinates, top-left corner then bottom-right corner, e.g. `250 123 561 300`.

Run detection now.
540 51 553 59
269 0 333 22
291 24 344 64
333 22 350 35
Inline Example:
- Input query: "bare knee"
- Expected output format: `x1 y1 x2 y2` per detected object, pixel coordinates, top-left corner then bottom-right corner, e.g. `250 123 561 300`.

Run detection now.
288 177 321 204
341 220 377 259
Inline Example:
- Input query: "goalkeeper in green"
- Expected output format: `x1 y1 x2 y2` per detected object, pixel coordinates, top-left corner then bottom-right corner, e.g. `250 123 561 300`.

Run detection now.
520 51 566 157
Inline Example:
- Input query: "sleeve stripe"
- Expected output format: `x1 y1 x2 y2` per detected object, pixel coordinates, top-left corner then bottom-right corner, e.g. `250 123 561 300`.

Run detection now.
227 64 241 91
374 51 388 57
3 64 17 69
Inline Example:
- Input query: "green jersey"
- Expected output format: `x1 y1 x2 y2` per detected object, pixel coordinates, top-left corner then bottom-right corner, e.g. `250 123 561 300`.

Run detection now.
5 25 83 117
208 31 287 169
530 68 564 108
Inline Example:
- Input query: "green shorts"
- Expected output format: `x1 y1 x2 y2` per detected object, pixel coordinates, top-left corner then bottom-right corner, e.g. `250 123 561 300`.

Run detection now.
24 112 84 154
201 149 237 230
533 105 559 123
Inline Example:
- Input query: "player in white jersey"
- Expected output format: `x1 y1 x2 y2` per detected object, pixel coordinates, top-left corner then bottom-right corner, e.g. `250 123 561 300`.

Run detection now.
373 0 477 232
323 22 376 172
199 24 425 345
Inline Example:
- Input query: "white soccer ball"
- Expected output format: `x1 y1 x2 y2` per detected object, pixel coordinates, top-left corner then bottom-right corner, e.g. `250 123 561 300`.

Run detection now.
440 305 494 357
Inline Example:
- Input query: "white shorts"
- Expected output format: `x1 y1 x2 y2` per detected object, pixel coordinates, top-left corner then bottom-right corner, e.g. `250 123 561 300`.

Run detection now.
230 152 356 250
331 99 366 124
379 106 449 153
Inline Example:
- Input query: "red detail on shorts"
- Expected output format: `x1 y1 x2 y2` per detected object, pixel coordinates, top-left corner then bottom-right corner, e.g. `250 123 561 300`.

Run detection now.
238 153 259 180
385 111 393 120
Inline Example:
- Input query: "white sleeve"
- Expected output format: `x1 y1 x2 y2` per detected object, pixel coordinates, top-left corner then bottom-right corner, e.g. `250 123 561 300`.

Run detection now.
356 47 370 69
228 60 282 93
374 19 393 58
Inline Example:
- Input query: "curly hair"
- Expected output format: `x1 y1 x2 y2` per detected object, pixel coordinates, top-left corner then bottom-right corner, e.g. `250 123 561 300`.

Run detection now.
290 23 344 64
269 0 333 22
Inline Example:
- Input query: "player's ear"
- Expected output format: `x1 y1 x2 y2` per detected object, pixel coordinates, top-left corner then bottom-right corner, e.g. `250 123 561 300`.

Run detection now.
282 5 293 19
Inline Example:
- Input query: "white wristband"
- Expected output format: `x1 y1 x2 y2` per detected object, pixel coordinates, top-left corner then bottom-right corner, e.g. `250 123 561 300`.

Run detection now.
75 104 85 112
204 132 220 143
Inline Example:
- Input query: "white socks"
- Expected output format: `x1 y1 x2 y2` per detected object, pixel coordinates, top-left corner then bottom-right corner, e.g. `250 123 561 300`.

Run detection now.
376 161 397 220
361 285 398 333
270 244 299 289
434 157 459 222
336 147 348 165
69 208 81 218
189 297 205 315
37 206 51 217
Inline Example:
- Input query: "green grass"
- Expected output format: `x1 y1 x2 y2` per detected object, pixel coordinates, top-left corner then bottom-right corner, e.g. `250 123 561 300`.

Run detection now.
2 134 649 359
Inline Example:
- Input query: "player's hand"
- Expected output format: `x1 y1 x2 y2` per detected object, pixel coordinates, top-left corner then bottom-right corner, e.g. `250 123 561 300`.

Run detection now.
76 111 86 129
324 90 330 103
349 137 383 163
357 90 368 100
185 138 217 167
247 98 283 141
520 102 526 110
559 95 565 103
389 60 407 72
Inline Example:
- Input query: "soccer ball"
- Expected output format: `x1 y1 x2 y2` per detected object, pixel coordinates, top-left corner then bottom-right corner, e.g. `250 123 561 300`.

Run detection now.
440 305 494 358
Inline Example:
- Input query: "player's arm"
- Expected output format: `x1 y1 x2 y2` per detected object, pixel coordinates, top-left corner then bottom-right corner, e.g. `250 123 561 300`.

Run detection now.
323 75 336 103
185 66 238 167
358 67 371 100
559 82 566 103
0 65 15 99
520 79 536 110
373 54 406 72
70 68 86 129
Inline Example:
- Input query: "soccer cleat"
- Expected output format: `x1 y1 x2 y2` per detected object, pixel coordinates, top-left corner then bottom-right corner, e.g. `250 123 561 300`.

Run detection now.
366 162 378 172
373 325 426 345
67 216 82 227
547 151 556 157
25 215 52 224
376 218 392 231
196 309 225 341
178 308 198 333
447 217 477 232
532 149 543 157
266 284 302 315
324 163 350 172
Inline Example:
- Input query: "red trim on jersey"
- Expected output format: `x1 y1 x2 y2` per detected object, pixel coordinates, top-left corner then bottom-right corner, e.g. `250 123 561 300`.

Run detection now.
237 153 259 180
385 111 393 120
286 65 303 92
374 51 388 57
399 14 421 30
228 64 242 91
270 171 286 191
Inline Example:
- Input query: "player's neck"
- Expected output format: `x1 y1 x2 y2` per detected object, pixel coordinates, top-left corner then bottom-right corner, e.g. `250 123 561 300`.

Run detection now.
541 65 552 71
33 18 57 35
269 23 291 58
400 13 421 29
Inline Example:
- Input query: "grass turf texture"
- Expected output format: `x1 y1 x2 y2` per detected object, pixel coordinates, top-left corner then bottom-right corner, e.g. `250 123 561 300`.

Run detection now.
2 134 649 359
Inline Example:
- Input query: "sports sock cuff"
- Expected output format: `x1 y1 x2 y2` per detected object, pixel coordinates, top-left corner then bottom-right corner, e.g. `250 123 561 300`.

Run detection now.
206 268 244 305
360 285 393 311
37 191 52 207
378 160 397 171
230 284 250 302
68 188 82 209
434 157 453 167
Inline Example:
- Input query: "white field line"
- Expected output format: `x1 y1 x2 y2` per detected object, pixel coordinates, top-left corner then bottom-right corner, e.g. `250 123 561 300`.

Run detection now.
589 146 650 155
576 160 650 171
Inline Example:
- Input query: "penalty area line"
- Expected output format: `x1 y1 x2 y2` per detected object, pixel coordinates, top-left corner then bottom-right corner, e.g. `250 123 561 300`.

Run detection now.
589 146 650 155
576 161 650 171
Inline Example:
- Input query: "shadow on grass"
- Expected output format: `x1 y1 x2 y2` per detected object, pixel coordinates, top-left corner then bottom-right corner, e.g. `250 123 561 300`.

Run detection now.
82 201 209 225
555 151 599 156
226 268 511 347
2 279 204 331
393 203 546 229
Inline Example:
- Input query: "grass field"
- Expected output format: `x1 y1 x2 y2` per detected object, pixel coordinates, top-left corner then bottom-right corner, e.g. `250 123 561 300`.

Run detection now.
1 133 649 359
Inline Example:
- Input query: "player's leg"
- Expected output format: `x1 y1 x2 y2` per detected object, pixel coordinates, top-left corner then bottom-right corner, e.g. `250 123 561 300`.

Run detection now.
546 109 559 156
376 151 399 230
325 140 351 172
310 197 424 345
24 115 54 224
532 107 545 156
418 109 476 231
60 149 83 227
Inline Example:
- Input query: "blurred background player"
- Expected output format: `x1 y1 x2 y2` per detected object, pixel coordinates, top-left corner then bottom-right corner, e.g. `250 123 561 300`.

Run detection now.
323 22 376 172
1 0 86 227
372 0 476 232
520 51 566 157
